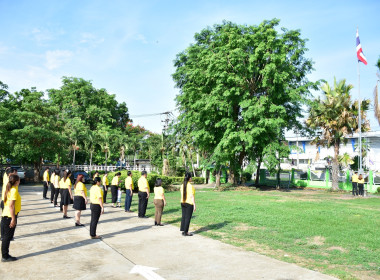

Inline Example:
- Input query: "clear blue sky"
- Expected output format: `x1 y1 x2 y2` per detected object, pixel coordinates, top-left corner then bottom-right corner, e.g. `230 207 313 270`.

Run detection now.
0 0 379 133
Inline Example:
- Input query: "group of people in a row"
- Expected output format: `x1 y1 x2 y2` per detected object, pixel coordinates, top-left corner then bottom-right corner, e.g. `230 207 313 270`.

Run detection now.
0 167 197 262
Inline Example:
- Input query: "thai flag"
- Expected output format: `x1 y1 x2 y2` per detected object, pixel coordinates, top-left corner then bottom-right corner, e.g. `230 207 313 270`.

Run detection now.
356 29 367 65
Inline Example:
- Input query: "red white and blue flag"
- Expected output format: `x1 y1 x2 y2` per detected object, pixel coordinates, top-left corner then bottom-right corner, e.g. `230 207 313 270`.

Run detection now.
356 29 367 65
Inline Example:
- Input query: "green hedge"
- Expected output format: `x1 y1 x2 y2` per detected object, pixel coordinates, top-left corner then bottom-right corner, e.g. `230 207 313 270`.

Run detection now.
106 171 205 191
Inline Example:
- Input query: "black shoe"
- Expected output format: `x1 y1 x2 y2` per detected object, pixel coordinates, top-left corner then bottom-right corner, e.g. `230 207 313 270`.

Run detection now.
155 222 157 225
75 223 84 226
1 255 17 262
157 224 164 226
63 215 70 219
183 232 193 236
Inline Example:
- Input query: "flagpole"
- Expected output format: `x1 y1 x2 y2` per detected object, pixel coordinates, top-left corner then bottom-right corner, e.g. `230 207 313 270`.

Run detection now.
358 58 362 173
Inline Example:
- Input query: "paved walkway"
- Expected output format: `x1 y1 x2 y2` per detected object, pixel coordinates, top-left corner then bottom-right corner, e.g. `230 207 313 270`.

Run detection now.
0 185 338 280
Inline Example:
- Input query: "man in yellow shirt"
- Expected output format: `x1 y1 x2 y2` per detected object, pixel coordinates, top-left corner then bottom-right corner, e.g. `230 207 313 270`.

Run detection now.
124 171 134 212
42 167 50 199
137 171 149 218
351 171 358 196
90 177 104 239
102 172 109 204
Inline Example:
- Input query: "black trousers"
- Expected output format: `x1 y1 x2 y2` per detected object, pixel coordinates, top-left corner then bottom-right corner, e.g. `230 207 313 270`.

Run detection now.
53 188 60 206
43 181 49 198
180 203 194 233
111 185 118 203
138 192 148 217
90 204 101 237
352 182 358 196
103 185 108 203
1 216 17 258
50 183 55 202
358 184 364 196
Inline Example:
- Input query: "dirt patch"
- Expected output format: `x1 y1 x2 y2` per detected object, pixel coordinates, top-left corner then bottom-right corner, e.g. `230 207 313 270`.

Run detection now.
308 236 326 246
233 223 263 231
326 246 347 253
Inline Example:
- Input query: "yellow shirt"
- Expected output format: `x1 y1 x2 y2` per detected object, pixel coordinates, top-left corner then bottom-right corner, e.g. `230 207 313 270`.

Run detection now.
102 175 109 186
352 174 359 183
90 185 103 204
43 170 50 182
180 182 195 205
60 178 72 189
2 186 21 217
125 176 134 190
111 176 119 186
358 178 365 184
154 186 164 200
138 177 149 192
53 175 60 188
74 181 87 196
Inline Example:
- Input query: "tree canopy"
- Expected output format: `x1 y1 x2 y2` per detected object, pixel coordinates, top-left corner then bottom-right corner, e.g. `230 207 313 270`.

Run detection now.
173 19 316 184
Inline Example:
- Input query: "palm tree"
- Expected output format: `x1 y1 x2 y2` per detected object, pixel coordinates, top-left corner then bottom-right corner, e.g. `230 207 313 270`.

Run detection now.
306 78 370 190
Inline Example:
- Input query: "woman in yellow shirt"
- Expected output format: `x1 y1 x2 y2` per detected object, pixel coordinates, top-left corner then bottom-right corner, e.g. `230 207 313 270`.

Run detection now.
73 174 88 226
110 172 121 208
42 167 50 199
180 172 196 236
1 174 21 262
153 178 166 226
358 174 365 197
89 177 104 239
52 170 60 207
59 170 73 219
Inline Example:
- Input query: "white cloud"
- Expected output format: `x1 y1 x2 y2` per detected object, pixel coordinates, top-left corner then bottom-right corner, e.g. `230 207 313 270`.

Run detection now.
80 32 105 45
136 34 148 44
45 50 73 70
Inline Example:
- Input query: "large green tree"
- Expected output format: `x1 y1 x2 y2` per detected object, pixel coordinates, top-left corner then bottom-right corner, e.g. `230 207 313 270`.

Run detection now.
173 19 316 185
306 78 370 190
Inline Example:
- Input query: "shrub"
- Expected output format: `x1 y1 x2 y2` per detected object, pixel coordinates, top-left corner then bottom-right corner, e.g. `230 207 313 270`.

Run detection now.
192 177 205 184
377 187 380 193
242 171 252 182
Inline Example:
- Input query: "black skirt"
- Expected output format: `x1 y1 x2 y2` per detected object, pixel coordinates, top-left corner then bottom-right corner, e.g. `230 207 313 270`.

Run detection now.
73 196 86 210
61 189 72 206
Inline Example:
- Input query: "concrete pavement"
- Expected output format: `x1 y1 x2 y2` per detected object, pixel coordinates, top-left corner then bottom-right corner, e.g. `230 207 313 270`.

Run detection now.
0 185 338 280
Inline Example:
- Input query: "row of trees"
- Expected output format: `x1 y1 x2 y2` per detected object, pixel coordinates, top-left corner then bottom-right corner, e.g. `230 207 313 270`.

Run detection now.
0 77 165 181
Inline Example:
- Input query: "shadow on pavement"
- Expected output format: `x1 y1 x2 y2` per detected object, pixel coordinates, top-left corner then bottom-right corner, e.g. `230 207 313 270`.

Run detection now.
101 225 153 238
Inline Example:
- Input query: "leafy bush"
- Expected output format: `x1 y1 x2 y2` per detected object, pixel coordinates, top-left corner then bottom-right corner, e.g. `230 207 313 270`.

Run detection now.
192 177 205 184
242 171 252 182
377 187 380 193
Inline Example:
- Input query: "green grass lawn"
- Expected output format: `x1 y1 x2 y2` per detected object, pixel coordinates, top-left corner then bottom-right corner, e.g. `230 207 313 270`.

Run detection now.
116 187 380 280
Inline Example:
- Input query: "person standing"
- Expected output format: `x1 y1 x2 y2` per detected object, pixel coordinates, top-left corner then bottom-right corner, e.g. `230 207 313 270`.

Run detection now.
358 174 365 197
153 178 166 226
137 171 150 218
60 170 73 219
1 174 21 262
110 172 121 208
93 171 99 181
1 168 16 210
52 170 60 207
124 171 133 212
180 172 196 236
89 177 104 239
50 170 56 204
73 174 88 226
42 167 50 199
351 171 358 196
102 172 109 204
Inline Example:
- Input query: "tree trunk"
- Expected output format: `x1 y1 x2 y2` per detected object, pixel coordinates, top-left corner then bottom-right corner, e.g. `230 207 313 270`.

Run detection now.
255 156 262 187
73 140 77 167
162 158 169 176
331 141 340 190
215 169 221 188
33 157 42 182
276 160 281 190
228 169 235 184
90 150 93 171
206 169 210 184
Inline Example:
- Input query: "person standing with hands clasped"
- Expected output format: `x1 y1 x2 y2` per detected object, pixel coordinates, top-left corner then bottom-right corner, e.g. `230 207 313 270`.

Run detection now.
110 172 121 208
137 171 149 218
73 174 88 226
89 177 104 239
358 174 365 197
1 174 21 262
154 178 166 226
180 172 196 236
42 167 50 199
351 171 358 196
60 170 73 218
124 171 133 212
102 172 109 204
